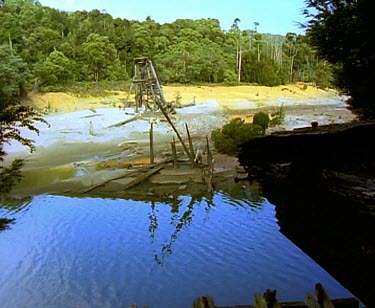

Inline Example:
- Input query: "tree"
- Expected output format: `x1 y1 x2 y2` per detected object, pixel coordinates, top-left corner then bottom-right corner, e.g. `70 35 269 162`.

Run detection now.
0 45 47 193
34 50 72 89
231 18 242 83
303 0 375 119
82 33 117 82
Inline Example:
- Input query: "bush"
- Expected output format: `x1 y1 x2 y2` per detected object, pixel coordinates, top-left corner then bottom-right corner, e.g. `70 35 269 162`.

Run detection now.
253 111 270 132
269 104 285 127
211 118 263 156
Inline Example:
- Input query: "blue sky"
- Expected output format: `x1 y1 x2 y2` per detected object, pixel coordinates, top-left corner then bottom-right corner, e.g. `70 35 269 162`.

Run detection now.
40 0 308 35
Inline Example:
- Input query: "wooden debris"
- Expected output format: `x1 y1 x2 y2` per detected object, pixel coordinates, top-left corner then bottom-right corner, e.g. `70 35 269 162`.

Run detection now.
171 137 178 168
107 113 140 128
149 122 154 164
186 123 196 167
123 163 166 190
82 159 172 193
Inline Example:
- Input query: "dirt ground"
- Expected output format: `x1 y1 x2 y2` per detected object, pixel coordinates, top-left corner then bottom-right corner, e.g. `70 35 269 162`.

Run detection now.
8 83 357 197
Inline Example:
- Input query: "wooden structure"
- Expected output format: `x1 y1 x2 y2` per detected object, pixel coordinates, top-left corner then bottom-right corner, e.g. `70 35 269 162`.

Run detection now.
131 284 360 308
125 57 168 112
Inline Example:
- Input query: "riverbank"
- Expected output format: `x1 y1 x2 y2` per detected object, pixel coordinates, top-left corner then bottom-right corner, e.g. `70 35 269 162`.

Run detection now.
5 83 356 197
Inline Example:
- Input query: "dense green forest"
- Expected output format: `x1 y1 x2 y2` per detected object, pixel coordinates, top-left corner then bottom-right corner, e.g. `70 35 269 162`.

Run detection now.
0 0 332 91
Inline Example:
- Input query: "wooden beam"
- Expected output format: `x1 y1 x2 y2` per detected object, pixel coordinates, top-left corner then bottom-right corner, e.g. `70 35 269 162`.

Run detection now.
123 163 166 190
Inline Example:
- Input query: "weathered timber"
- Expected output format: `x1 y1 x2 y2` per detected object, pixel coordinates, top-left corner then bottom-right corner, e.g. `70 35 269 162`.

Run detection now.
107 114 140 128
149 122 154 164
193 296 216 308
123 163 167 190
82 159 172 193
186 123 196 167
171 137 178 168
216 298 359 308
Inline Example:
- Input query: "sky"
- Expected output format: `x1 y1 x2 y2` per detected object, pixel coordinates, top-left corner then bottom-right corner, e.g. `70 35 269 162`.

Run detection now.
39 0 308 36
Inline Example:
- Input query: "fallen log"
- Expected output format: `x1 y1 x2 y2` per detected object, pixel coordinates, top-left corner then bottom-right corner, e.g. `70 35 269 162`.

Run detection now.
123 163 166 190
107 113 141 128
82 159 172 193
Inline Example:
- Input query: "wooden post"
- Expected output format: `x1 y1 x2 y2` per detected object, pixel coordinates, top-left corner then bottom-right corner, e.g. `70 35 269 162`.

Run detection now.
192 296 215 308
185 123 195 167
148 61 196 165
171 137 178 168
149 122 154 164
206 136 214 193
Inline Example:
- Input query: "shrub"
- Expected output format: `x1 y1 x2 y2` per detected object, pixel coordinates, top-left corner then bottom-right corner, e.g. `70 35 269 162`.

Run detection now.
269 104 285 127
253 111 270 132
211 118 263 156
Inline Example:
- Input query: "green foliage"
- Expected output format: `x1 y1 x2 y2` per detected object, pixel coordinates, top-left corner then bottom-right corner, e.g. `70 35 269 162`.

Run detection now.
304 0 375 119
33 50 72 88
211 118 263 156
223 69 237 85
82 33 117 82
0 0 332 89
253 111 270 132
269 104 285 127
0 44 48 194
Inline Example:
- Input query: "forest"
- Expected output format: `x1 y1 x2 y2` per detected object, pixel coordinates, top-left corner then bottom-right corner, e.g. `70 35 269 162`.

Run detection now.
0 0 332 92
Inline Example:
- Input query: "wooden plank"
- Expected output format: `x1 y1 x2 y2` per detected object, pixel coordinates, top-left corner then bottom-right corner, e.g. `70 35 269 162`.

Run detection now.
123 163 166 190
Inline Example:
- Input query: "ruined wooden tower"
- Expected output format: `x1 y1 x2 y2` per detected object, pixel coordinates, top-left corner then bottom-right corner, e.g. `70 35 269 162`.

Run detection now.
126 57 167 112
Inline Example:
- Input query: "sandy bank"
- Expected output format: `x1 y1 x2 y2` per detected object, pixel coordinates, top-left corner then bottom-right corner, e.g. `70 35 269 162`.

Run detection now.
23 83 338 113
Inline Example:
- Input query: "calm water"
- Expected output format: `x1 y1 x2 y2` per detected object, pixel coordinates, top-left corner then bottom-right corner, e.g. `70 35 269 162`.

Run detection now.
0 192 354 308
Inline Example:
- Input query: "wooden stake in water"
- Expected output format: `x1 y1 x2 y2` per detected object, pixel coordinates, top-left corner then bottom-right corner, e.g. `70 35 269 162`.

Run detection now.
149 122 154 164
185 123 195 167
171 137 178 168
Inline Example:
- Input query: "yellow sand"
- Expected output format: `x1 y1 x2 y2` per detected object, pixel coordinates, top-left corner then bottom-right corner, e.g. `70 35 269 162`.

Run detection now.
22 83 335 113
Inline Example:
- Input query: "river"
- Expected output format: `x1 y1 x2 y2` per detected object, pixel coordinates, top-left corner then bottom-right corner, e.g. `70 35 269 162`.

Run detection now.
0 191 356 308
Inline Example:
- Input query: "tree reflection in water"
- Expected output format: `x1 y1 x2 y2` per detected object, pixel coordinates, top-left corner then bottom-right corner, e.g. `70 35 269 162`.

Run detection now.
149 187 263 266
152 195 202 266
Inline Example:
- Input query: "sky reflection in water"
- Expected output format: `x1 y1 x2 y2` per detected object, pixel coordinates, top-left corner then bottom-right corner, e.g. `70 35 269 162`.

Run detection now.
0 192 354 308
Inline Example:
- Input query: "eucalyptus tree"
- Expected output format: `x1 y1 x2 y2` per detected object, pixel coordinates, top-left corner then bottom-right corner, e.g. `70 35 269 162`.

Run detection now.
230 18 242 82
282 32 299 82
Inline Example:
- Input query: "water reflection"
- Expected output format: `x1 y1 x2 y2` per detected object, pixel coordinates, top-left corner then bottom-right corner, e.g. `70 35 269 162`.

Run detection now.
146 190 263 266
0 192 356 308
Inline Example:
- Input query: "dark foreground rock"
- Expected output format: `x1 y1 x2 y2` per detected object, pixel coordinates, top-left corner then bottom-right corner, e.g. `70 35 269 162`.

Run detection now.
237 120 375 307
